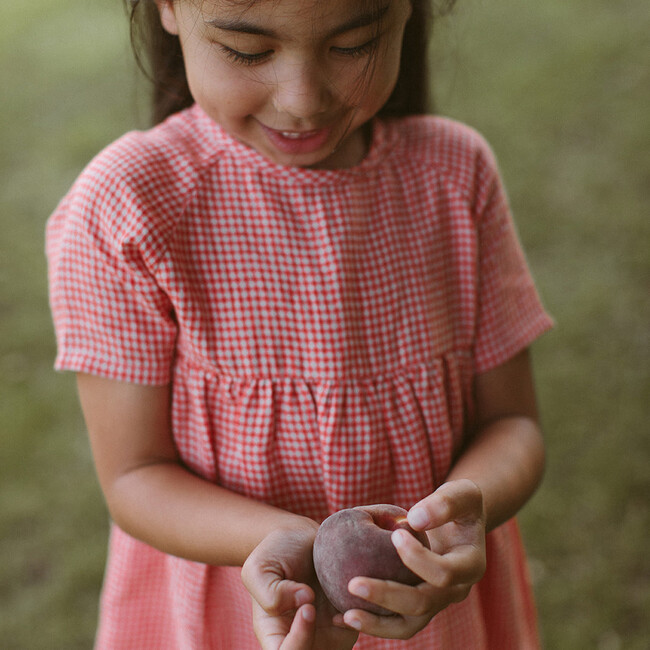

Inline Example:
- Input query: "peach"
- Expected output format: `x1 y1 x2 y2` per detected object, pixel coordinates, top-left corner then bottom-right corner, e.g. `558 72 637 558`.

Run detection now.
313 504 430 615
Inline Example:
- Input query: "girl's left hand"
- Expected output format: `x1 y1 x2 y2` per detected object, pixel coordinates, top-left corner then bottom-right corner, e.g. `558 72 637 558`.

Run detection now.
337 480 487 640
242 524 359 649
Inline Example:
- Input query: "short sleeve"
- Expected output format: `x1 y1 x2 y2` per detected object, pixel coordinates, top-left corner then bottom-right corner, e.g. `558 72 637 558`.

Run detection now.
46 171 177 385
472 146 553 373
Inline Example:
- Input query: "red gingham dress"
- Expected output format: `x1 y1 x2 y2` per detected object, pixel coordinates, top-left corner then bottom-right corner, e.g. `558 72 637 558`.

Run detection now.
47 104 553 649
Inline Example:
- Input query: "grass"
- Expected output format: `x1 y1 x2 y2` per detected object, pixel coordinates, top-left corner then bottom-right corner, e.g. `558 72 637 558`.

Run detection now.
1 0 648 647
431 3 650 647
430 2 650 647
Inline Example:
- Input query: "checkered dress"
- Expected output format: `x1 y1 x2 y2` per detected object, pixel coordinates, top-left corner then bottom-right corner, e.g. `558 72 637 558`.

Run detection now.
47 104 552 649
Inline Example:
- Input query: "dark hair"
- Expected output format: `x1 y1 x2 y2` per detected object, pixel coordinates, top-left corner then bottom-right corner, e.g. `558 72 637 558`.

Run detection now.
127 0 456 125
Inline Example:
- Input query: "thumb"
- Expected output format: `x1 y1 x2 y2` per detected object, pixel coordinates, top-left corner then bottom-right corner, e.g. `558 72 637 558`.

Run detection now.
407 479 483 531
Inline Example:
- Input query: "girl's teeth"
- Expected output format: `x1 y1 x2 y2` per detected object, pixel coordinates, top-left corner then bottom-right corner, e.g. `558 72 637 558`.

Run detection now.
282 132 304 139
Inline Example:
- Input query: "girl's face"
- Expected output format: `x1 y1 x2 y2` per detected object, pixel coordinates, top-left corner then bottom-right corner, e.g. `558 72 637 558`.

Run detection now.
157 0 412 169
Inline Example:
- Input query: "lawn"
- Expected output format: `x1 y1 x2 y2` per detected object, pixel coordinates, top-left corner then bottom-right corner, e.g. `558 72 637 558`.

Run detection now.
1 1 648 648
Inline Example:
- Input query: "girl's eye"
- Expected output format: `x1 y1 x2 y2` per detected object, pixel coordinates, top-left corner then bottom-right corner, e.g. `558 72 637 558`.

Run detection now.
219 45 272 66
331 38 378 58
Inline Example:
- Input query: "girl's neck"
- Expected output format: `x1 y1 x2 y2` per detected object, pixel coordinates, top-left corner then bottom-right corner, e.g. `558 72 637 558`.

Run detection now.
309 121 373 171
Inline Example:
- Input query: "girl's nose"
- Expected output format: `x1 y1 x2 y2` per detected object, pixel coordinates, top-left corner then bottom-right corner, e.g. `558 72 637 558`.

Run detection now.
272 60 332 121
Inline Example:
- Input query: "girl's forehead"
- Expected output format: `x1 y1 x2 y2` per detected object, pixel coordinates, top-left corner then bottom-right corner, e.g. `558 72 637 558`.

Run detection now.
196 0 383 24
200 0 380 8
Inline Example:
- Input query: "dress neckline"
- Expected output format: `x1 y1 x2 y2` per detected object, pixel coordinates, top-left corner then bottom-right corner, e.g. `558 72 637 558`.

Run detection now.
190 104 398 185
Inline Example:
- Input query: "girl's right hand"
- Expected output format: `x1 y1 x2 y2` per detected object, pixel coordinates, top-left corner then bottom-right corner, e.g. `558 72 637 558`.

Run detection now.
242 525 359 650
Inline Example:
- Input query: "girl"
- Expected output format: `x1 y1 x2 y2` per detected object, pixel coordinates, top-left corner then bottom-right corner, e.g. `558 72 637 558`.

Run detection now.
46 0 553 647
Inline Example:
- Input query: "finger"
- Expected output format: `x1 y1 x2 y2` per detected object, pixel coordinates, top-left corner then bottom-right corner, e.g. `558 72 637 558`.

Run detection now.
250 599 290 650
343 582 471 638
347 577 432 618
269 582 314 616
251 600 315 650
245 566 314 616
392 528 486 587
347 571 472 619
278 604 316 650
342 607 427 641
407 479 484 531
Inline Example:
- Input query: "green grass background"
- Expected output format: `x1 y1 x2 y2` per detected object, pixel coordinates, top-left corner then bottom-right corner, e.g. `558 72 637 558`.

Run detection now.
1 1 648 647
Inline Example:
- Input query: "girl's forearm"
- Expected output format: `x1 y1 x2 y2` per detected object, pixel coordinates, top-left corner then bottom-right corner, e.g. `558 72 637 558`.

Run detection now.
104 418 544 563
77 373 317 567
106 461 318 566
446 416 545 531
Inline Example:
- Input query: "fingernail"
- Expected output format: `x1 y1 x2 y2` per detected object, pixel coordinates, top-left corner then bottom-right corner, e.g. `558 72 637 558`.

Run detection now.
301 605 315 622
295 588 311 606
348 581 369 598
392 529 408 548
345 615 362 630
408 507 429 529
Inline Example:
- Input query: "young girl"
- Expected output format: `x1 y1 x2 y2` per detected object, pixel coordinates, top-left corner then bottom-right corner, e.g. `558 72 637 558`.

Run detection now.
47 0 553 647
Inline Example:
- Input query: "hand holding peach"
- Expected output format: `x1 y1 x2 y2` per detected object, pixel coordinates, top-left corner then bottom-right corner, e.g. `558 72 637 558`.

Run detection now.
242 524 359 650
332 481 488 641
313 504 430 615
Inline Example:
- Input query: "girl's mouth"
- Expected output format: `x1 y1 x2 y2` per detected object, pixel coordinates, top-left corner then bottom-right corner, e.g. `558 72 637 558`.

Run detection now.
259 123 332 155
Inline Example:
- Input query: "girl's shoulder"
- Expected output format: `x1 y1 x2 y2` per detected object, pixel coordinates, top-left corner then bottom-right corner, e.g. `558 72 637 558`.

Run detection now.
57 106 222 252
75 105 217 208
386 114 501 186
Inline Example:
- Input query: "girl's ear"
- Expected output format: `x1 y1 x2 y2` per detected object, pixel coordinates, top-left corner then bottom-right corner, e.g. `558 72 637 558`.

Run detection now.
155 0 179 35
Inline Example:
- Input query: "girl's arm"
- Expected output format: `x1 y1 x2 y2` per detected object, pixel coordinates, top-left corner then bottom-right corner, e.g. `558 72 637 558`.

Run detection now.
76 373 317 567
440 346 545 531
79 372 358 647
339 347 546 639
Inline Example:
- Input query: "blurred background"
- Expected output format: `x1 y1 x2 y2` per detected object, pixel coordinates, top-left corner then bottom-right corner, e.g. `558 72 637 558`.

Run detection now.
1 0 648 647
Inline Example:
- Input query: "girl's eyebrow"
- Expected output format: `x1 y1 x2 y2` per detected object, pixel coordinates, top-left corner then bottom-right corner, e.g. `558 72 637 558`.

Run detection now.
205 4 390 38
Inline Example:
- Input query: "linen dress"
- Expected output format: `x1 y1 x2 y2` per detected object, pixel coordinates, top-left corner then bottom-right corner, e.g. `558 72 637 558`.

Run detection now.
47 104 553 649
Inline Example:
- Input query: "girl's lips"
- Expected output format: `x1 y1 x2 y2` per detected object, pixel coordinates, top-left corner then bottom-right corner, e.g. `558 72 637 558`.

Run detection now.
259 123 332 155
